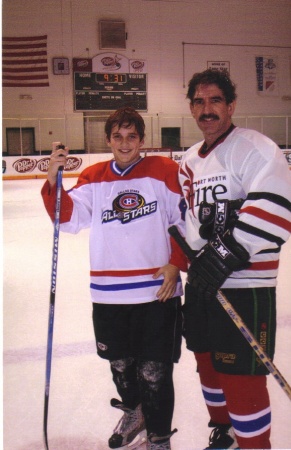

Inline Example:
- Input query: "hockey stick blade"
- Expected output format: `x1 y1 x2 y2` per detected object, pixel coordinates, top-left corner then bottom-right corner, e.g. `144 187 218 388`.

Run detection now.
168 225 291 401
43 167 63 450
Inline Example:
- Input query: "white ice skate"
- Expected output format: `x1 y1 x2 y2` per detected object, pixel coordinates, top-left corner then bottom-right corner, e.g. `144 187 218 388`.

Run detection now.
109 398 146 449
146 429 177 450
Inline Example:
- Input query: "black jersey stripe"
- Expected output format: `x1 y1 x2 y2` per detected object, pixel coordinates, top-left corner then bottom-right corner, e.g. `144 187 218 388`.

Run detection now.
256 247 281 254
236 220 285 246
247 192 291 211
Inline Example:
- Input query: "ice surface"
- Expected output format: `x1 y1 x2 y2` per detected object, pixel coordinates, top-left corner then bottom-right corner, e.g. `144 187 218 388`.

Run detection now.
3 179 291 449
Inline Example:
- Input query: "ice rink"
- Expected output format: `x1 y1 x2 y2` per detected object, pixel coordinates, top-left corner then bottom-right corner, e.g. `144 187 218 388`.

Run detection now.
3 178 291 450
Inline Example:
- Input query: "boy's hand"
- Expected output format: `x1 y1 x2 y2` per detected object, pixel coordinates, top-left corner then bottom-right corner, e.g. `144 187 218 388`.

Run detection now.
48 142 69 187
153 264 179 302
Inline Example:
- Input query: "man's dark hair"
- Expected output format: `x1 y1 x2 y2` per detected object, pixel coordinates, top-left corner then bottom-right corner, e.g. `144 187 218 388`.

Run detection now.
105 107 145 140
187 69 237 105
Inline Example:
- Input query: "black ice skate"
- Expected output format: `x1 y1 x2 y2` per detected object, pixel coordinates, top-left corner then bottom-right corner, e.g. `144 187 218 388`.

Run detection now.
146 429 177 450
109 398 146 449
205 424 239 449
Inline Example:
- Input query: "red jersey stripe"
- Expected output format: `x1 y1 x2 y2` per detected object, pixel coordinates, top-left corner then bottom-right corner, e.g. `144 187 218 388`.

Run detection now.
249 260 279 270
90 268 160 277
241 206 291 232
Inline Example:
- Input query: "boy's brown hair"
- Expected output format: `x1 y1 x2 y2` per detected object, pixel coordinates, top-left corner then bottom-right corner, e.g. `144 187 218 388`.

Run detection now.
105 107 145 140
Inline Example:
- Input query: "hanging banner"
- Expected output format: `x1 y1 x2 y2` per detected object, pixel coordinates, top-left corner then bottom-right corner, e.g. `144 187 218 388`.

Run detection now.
92 53 129 72
255 56 278 96
2 35 49 87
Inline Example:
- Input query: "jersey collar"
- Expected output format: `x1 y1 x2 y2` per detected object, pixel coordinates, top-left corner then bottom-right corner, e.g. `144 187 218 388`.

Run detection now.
111 156 143 176
199 124 236 157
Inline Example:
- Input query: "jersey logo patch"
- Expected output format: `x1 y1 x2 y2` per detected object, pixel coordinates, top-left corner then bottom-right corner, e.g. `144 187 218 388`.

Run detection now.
102 192 157 224
113 192 145 212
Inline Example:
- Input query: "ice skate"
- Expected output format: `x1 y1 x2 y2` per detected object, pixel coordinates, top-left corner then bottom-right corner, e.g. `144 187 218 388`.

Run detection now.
127 429 147 449
205 424 239 449
146 429 177 450
109 398 146 449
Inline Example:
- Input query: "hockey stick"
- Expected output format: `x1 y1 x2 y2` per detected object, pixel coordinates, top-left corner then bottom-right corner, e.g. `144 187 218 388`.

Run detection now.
168 225 291 401
43 167 64 450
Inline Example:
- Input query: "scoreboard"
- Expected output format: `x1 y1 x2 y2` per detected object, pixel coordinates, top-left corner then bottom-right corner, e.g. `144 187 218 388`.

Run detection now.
74 72 147 111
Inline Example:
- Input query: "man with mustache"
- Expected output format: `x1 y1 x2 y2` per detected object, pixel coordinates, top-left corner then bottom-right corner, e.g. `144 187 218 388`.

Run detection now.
179 69 291 449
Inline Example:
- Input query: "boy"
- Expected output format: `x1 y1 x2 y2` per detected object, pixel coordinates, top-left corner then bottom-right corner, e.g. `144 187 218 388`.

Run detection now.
42 107 187 450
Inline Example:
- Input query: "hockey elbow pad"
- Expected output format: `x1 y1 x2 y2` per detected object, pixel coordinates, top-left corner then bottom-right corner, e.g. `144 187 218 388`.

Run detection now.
187 230 250 300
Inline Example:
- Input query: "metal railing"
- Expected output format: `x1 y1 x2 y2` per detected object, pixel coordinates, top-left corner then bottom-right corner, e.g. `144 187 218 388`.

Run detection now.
2 114 291 156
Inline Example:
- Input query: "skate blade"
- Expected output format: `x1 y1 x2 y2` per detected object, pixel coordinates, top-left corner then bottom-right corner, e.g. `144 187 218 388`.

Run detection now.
127 429 147 449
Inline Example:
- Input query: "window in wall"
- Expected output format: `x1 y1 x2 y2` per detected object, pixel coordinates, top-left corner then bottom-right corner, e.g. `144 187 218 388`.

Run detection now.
161 127 181 150
6 127 35 156
83 114 109 153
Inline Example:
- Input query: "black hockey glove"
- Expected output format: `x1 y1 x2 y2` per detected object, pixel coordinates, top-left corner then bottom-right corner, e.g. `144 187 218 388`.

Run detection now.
199 199 244 240
188 230 250 300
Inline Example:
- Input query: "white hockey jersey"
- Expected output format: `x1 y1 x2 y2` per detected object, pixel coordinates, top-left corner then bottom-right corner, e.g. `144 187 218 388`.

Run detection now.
42 156 186 304
179 125 291 288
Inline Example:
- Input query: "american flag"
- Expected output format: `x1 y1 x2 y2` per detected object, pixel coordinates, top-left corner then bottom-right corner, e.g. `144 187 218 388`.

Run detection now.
2 35 49 87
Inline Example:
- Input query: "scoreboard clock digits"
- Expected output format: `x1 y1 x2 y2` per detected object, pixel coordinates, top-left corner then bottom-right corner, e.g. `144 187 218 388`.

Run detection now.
96 73 127 83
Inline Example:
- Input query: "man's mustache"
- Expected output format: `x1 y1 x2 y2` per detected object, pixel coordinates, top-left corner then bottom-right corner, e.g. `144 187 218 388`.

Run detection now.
199 114 219 121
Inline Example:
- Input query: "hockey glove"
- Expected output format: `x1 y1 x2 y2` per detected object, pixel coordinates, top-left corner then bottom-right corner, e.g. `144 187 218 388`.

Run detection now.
188 230 250 300
199 199 244 240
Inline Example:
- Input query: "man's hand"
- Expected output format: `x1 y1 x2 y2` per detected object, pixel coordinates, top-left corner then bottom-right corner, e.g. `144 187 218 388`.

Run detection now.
48 143 69 187
153 264 180 302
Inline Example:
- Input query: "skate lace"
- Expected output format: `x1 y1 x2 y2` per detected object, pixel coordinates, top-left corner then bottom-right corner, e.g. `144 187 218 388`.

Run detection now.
113 405 143 435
